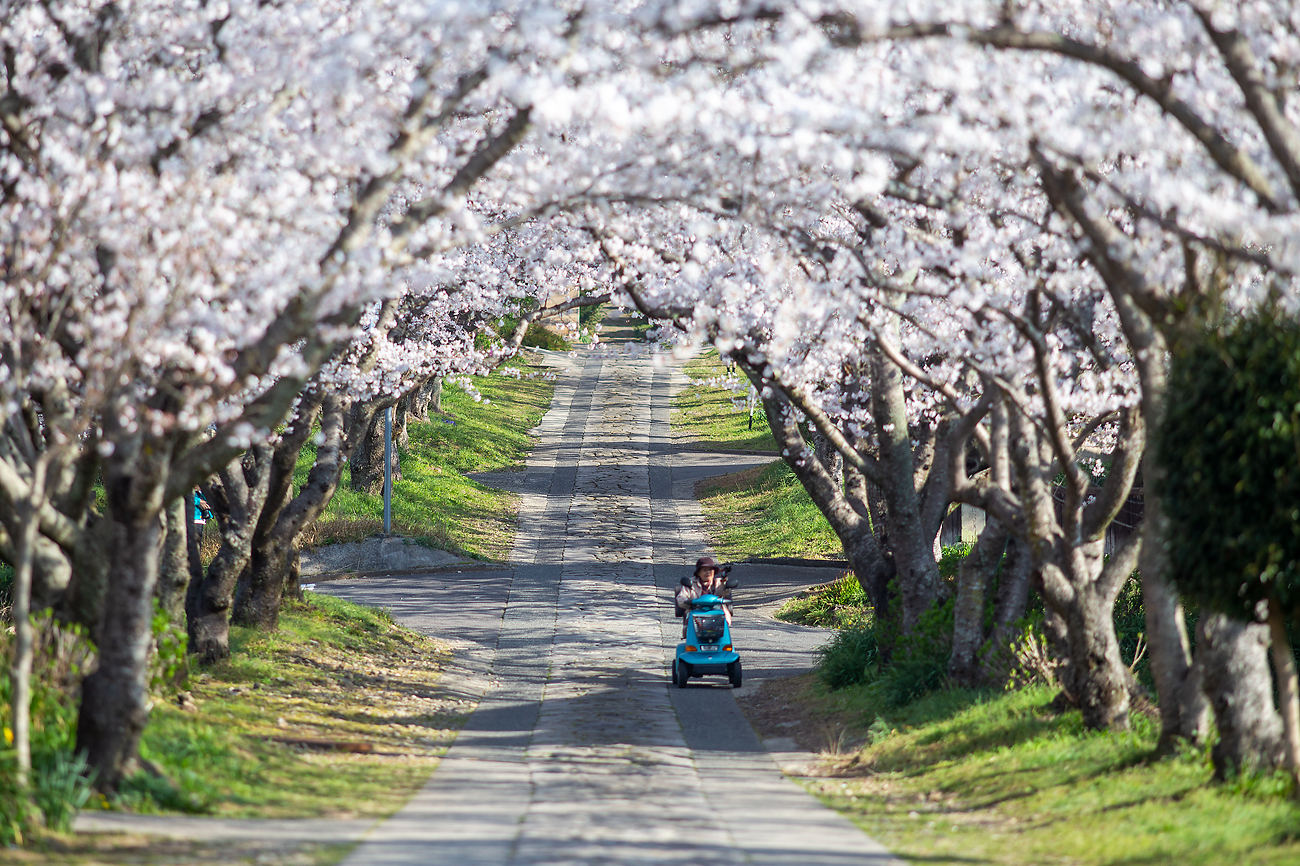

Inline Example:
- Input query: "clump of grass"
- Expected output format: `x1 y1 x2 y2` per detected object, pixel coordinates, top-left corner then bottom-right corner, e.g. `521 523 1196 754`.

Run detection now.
776 572 870 628
817 626 880 690
521 323 571 351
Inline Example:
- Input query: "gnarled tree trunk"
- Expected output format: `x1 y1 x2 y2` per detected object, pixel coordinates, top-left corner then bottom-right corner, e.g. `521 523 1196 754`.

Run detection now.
408 377 435 420
949 516 1009 687
75 433 170 791
235 395 376 629
1049 544 1136 729
980 537 1032 682
761 388 892 617
1197 611 1285 777
348 407 400 495
869 334 944 633
185 446 273 664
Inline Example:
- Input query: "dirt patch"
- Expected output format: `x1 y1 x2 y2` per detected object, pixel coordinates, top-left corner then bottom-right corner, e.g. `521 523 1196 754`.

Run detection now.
734 673 868 759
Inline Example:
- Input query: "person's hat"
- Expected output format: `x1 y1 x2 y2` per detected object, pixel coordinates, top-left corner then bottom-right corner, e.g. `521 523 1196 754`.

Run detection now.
694 556 718 575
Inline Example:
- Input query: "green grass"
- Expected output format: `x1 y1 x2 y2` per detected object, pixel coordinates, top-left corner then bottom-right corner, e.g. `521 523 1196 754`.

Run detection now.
673 352 777 452
133 592 460 819
1 593 457 830
294 364 556 562
776 572 870 628
696 459 844 561
748 676 1300 866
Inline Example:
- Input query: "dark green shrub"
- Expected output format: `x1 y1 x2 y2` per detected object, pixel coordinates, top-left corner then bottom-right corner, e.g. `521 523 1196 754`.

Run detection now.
881 653 948 707
1160 314 1300 620
938 541 973 580
817 626 880 689
1112 572 1153 689
881 596 954 706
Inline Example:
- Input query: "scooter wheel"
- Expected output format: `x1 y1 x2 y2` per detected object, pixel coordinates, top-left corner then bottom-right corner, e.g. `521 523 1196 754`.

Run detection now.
676 660 690 688
671 659 678 685
729 659 742 689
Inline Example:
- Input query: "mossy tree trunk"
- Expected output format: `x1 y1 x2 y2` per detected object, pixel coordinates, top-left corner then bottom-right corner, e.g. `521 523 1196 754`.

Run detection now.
156 495 192 626
76 430 171 791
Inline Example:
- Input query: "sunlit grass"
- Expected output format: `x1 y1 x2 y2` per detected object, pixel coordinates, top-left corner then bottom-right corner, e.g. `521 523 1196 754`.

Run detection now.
294 363 556 562
672 352 778 452
775 572 870 628
133 592 460 819
696 459 843 561
744 675 1300 866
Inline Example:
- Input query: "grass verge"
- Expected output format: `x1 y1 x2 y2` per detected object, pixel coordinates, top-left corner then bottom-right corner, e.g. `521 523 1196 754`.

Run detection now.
673 352 777 452
738 676 1300 866
696 459 843 561
128 592 460 819
294 362 556 562
2 593 459 863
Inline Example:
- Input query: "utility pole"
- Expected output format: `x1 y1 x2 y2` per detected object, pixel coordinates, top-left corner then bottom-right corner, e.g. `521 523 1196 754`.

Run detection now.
383 405 393 534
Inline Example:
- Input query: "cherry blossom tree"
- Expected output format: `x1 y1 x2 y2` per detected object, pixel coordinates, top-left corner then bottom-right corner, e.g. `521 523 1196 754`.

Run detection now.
653 0 1297 752
0 0 670 789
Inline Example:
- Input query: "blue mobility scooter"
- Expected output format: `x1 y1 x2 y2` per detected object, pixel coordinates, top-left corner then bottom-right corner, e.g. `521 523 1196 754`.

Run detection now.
673 584 742 689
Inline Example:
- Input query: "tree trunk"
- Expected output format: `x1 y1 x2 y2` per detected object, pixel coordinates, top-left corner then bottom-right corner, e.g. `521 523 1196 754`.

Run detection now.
156 496 191 626
409 377 441 420
761 387 889 616
1197 611 1285 778
1128 320 1211 750
185 448 273 664
1266 597 1300 792
233 541 293 630
843 463 893 620
429 377 443 415
980 536 1032 682
236 395 365 630
394 394 410 450
75 439 169 791
1055 570 1133 730
283 547 303 602
58 517 112 640
27 532 71 610
809 428 843 490
869 333 942 633
949 517 1008 687
1143 565 1210 751
8 457 50 789
349 408 399 495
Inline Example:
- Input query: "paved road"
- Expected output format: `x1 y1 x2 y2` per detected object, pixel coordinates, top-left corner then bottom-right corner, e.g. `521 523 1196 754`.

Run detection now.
320 347 899 866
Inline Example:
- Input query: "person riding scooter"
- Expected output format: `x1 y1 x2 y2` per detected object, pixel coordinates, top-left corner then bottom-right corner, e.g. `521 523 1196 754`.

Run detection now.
675 556 735 635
